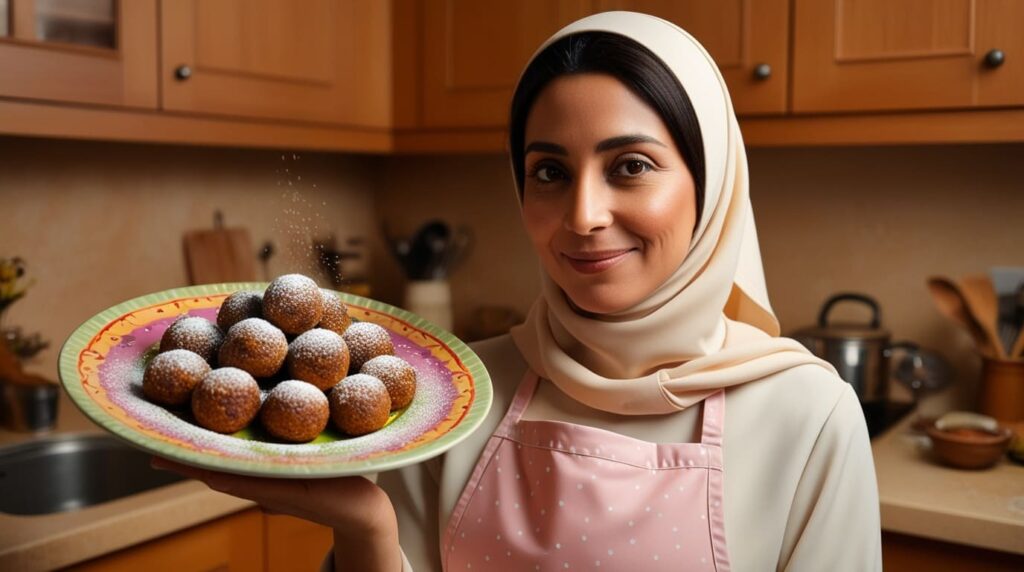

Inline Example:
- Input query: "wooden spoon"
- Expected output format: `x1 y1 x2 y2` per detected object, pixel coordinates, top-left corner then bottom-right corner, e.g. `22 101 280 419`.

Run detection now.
927 277 1003 359
959 274 1008 359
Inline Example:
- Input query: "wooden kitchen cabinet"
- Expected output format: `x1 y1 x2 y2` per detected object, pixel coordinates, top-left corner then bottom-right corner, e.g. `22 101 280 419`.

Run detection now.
160 0 392 128
3 0 1024 150
264 513 334 571
593 0 789 115
65 509 335 572
792 0 1024 113
416 0 788 129
417 0 590 129
0 0 157 108
67 509 264 572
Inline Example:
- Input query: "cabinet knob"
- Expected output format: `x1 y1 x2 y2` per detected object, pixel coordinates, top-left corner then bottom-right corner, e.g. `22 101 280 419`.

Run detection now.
753 63 772 80
174 65 193 81
984 49 1005 69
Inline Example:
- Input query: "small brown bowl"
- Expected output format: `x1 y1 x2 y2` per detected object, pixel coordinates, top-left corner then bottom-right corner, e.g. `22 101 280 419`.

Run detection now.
925 423 1013 470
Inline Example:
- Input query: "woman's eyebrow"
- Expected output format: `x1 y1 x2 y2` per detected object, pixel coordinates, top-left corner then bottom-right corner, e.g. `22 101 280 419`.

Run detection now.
596 134 666 152
524 141 567 155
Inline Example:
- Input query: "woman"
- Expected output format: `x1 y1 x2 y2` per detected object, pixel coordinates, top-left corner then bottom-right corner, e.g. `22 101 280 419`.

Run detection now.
157 12 882 571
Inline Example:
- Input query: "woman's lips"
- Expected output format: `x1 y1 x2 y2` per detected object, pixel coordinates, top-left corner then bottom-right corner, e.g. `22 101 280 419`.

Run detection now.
561 249 635 274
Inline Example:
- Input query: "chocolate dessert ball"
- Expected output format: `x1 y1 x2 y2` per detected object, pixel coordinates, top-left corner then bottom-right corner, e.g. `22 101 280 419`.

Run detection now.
360 355 416 410
191 367 261 434
218 318 288 378
142 349 210 406
328 374 391 436
317 289 351 335
342 322 394 371
262 274 323 335
159 316 224 364
286 328 350 391
217 290 263 331
259 380 330 443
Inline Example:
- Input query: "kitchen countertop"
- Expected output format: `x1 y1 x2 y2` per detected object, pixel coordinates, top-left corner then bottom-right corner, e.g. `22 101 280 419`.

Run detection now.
873 413 1024 554
0 391 254 572
2 392 1022 569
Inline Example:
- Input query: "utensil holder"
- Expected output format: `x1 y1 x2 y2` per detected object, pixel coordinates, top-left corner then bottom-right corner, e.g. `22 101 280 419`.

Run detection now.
979 358 1024 422
404 279 453 332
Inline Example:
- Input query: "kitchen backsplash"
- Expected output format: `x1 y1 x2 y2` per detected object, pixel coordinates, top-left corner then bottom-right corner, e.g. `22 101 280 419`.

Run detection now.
3 136 1023 416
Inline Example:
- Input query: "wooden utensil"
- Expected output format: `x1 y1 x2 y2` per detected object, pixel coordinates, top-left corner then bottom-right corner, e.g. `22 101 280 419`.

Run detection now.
959 274 1008 359
926 277 1003 359
182 211 257 285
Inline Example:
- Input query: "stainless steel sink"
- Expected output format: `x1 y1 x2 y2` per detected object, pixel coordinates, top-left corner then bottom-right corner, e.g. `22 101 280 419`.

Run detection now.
0 433 186 516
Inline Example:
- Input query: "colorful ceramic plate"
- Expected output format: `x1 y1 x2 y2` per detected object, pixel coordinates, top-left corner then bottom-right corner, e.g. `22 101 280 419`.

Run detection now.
58 283 492 478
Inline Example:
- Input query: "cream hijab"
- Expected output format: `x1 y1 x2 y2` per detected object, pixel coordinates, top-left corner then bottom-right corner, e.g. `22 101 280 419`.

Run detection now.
509 12 835 416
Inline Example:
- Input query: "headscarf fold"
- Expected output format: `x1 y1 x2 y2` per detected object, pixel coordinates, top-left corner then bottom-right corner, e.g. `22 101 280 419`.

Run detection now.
509 12 835 415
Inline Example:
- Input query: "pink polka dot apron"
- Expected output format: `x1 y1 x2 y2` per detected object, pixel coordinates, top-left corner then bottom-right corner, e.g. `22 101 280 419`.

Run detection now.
442 371 731 571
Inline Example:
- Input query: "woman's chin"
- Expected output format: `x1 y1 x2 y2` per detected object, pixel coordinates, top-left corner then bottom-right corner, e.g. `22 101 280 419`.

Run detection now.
563 285 641 316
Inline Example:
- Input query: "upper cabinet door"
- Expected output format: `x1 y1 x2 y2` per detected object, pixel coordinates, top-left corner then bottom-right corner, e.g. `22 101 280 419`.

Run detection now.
161 0 390 127
0 0 158 108
793 0 1024 113
593 0 789 115
420 0 590 128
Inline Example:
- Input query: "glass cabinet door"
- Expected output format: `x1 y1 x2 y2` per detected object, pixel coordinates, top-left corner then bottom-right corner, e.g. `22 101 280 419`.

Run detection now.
35 0 116 49
1 1 9 37
0 0 156 108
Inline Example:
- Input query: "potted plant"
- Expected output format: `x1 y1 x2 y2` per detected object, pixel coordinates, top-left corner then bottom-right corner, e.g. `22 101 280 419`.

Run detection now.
0 257 57 432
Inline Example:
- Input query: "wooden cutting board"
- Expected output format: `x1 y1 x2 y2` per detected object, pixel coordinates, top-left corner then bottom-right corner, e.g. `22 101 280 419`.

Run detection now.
183 219 257 285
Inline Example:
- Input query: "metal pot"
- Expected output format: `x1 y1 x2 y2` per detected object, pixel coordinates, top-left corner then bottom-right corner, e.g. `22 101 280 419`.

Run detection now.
792 293 911 404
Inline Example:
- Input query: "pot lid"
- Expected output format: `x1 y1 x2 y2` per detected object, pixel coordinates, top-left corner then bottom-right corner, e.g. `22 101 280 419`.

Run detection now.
794 322 890 341
793 292 890 341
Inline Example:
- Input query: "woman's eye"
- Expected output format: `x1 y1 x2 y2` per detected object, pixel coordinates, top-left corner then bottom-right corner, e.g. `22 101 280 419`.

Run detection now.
612 159 652 177
534 165 567 183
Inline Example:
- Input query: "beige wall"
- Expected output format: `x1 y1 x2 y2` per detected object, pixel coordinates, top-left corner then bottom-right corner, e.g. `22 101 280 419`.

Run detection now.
4 136 1023 416
0 137 377 382
374 144 1024 414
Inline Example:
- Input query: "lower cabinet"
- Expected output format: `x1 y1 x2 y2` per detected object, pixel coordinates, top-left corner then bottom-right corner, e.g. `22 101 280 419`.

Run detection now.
882 531 1024 572
66 509 334 572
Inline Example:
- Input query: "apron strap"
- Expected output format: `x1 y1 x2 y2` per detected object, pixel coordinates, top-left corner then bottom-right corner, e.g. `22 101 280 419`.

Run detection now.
493 369 540 438
699 389 725 447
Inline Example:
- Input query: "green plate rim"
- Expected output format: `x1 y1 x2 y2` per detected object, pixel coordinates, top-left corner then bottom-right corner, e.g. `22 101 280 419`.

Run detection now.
58 282 493 478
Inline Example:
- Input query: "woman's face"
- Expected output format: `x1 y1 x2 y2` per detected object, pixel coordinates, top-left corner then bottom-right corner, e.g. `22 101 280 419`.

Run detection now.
521 73 698 315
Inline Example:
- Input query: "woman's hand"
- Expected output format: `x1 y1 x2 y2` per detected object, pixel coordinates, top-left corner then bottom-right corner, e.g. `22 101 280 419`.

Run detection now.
151 457 403 571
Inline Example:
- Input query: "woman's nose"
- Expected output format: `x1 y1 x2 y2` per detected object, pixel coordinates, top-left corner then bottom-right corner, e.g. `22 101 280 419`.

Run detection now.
564 173 613 235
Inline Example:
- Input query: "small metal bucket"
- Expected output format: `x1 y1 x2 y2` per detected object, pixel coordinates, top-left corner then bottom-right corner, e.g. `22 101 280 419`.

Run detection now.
0 382 59 432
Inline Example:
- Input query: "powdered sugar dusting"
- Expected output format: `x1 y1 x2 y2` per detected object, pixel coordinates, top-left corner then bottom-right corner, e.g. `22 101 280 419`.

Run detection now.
95 305 462 465
318 289 351 334
220 318 288 377
270 379 329 408
343 322 394 368
149 348 208 373
217 290 263 331
227 317 285 342
291 328 345 360
264 274 323 333
201 367 259 393
160 316 223 362
336 373 388 403
361 355 414 381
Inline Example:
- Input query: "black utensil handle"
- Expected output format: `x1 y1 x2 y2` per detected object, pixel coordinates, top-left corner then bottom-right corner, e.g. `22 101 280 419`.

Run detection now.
818 292 881 329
